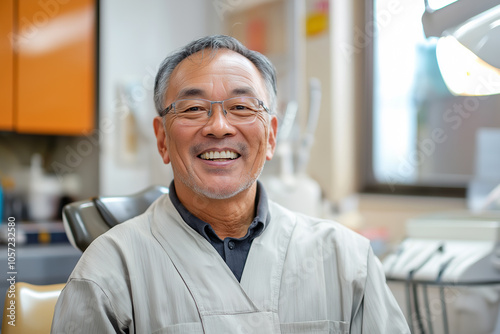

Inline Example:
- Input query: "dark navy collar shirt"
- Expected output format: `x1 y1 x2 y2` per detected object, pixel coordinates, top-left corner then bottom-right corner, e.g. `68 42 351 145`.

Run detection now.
169 180 271 282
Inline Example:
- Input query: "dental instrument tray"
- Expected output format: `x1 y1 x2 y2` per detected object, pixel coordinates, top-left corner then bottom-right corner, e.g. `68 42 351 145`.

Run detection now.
383 211 500 334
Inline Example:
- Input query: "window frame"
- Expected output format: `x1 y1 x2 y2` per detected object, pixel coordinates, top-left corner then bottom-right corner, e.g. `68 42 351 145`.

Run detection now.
359 0 466 198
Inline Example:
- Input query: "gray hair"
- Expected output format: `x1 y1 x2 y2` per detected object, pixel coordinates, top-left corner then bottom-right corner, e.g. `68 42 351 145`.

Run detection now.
153 35 277 116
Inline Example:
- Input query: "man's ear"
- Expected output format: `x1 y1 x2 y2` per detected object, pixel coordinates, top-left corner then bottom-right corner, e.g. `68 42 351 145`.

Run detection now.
153 117 170 164
266 115 278 161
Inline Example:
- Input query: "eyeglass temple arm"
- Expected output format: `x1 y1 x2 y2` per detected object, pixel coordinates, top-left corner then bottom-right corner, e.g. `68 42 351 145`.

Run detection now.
159 104 173 117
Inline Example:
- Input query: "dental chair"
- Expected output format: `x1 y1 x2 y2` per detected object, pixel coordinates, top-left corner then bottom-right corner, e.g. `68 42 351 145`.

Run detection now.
62 185 169 252
1 282 65 334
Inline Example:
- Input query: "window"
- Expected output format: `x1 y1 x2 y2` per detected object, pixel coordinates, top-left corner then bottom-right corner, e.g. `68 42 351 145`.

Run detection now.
367 0 500 195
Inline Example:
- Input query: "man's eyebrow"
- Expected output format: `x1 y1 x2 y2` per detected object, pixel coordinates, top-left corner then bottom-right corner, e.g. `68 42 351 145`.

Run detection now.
177 88 205 99
231 87 258 96
177 87 259 99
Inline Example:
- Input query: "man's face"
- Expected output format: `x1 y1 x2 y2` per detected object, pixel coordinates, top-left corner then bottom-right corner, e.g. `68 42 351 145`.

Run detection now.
154 49 277 200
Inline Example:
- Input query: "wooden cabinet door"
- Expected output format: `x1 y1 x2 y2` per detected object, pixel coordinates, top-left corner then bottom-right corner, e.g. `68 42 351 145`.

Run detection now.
0 0 14 130
16 0 95 135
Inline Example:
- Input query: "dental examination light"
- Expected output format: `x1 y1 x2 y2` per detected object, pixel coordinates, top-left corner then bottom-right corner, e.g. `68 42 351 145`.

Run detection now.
382 5 500 333
422 0 500 96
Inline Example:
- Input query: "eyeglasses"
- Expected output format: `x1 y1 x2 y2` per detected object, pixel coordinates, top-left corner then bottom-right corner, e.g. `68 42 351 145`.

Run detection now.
159 96 270 126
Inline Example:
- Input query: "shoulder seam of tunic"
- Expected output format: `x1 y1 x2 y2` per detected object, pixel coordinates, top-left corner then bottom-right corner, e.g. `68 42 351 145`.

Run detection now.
67 277 129 329
352 245 370 323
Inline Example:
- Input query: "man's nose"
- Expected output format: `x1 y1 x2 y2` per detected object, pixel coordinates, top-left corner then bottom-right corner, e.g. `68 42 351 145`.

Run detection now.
201 103 236 138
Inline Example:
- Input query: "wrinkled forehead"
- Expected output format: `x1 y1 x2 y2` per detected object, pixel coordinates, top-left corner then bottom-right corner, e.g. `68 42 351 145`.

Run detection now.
172 49 260 79
166 49 268 103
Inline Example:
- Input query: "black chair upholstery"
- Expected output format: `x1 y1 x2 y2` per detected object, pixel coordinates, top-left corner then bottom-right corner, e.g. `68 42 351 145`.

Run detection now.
62 185 169 252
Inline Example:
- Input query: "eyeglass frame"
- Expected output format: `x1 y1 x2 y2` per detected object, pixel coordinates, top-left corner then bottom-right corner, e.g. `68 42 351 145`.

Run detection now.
158 96 271 119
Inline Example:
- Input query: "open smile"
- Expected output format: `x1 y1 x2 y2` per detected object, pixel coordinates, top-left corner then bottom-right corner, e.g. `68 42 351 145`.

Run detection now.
198 150 240 161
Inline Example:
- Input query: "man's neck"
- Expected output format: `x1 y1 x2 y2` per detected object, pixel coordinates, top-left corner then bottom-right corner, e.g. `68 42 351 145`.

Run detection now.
174 182 257 239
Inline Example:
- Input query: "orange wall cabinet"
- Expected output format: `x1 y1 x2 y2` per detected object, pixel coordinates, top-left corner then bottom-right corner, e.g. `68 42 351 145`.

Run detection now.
0 0 15 130
6 0 96 135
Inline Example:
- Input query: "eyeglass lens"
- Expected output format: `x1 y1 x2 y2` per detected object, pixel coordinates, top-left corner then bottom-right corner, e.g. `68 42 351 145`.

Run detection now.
172 97 263 126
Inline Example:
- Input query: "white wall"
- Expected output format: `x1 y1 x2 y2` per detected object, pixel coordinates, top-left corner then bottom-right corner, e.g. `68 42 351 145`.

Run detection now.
99 0 220 195
305 0 359 203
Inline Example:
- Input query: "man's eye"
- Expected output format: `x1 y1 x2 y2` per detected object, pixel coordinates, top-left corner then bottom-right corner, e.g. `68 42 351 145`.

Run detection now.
181 106 206 113
230 104 252 111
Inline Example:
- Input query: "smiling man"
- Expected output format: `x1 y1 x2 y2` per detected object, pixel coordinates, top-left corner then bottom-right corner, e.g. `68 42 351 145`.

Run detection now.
51 35 409 334
153 46 277 241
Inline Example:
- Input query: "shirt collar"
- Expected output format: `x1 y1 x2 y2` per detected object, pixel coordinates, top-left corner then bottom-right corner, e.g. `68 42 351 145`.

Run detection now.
168 180 270 240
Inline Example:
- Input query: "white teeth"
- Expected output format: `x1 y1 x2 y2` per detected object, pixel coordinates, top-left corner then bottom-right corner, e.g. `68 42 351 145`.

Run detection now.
200 151 238 160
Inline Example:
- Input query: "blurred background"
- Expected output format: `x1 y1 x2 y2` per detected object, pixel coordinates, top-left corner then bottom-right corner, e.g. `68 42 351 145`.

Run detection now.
2 0 500 251
2 0 500 331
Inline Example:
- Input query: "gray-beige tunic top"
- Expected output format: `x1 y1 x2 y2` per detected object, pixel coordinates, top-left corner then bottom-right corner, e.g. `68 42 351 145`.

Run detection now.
51 194 410 334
